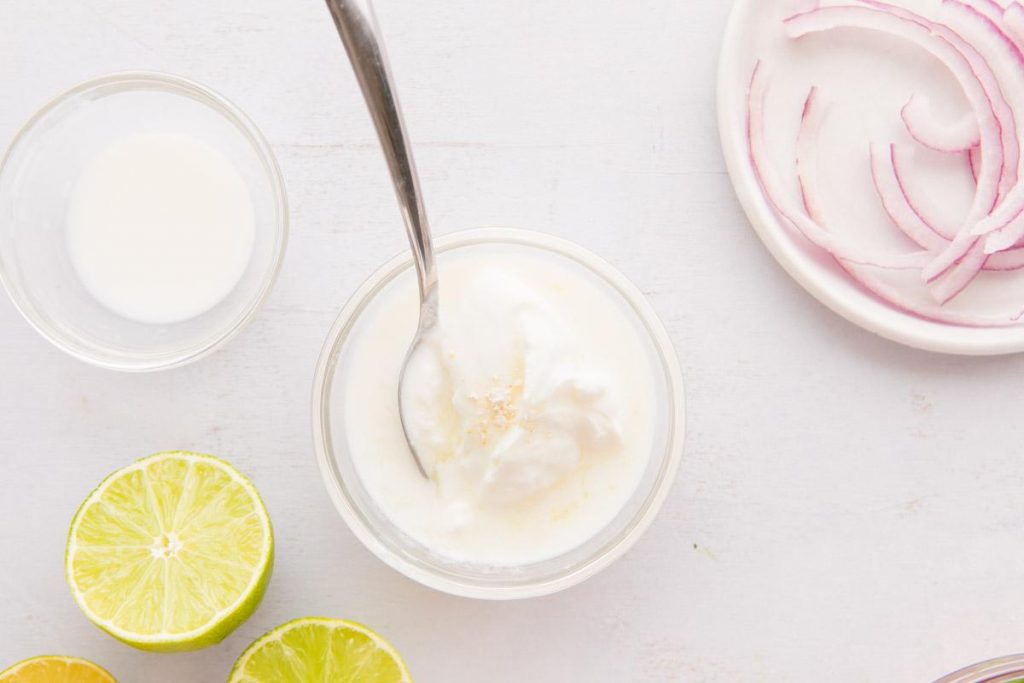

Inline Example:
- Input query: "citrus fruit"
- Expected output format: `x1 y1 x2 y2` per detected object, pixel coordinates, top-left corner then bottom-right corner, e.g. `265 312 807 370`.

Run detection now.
228 617 411 682
65 451 273 652
0 656 115 682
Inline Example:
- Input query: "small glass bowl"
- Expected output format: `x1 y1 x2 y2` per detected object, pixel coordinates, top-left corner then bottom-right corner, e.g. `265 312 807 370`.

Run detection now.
936 655 1024 683
312 228 686 599
0 72 288 371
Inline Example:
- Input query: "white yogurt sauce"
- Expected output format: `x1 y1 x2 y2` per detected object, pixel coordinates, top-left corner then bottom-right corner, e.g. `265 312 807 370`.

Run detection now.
67 132 255 324
344 244 657 566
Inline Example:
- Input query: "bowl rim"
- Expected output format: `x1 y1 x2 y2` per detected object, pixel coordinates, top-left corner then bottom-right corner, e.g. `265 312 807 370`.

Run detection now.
717 0 1024 356
934 653 1024 682
311 227 686 599
0 70 289 372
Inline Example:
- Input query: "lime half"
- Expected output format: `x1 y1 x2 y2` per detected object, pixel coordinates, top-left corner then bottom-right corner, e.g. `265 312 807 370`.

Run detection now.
65 451 273 652
0 656 116 682
228 618 412 682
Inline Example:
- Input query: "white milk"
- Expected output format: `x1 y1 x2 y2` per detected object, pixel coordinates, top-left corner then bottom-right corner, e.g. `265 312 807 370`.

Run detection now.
67 132 255 324
345 244 657 566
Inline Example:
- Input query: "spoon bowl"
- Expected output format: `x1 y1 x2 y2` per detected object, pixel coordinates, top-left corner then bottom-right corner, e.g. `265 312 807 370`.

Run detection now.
396 289 438 477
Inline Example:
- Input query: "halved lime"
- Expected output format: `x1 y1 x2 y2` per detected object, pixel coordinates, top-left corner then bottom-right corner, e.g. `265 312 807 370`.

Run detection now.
228 617 412 682
0 655 116 682
65 451 273 652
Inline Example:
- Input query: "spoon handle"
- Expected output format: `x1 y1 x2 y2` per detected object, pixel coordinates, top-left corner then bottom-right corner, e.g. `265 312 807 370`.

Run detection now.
326 0 437 303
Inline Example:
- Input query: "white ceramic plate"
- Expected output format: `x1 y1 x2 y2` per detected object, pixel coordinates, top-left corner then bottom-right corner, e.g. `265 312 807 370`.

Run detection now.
718 0 1024 355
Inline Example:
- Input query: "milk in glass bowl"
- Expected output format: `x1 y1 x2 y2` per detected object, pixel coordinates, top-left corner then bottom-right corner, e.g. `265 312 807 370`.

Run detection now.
0 72 287 371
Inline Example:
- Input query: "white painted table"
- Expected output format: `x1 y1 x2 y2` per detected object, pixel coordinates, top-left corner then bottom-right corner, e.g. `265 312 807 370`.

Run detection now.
1 1 1021 681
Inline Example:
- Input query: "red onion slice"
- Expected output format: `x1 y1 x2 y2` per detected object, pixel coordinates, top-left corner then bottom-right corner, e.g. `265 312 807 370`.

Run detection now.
932 2 1024 255
745 3 1024 323
890 145 961 240
855 2 1019 294
970 146 982 181
901 94 981 152
796 86 828 220
870 143 952 250
870 1 1012 285
942 0 1024 173
921 0 1024 296
1005 2 1024 46
987 245 1024 268
937 0 1024 257
785 4 1006 285
793 87 1020 325
970 0 1010 21
931 243 989 302
748 63 930 270
873 144 1024 270
839 262 1022 325
858 0 1022 289
855 0 1011 199
983 203 1024 250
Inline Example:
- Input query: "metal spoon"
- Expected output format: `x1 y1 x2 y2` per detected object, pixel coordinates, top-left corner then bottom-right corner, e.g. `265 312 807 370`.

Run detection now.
327 0 435 478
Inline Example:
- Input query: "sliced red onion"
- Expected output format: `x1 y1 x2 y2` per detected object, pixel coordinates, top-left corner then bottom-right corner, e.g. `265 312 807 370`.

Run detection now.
857 1 1022 293
901 94 981 152
957 0 1011 24
921 1 1024 296
748 63 930 270
987 244 1024 268
874 143 1024 270
839 261 1021 325
870 143 951 250
890 145 960 240
1005 2 1024 46
882 1 1013 285
745 4 1024 323
930 242 989 302
934 1 1024 256
855 0 1010 196
941 0 1024 248
786 4 1005 286
941 0 1020 195
857 2 1015 295
983 203 1024 251
793 86 1019 325
796 87 827 220
980 201 1024 251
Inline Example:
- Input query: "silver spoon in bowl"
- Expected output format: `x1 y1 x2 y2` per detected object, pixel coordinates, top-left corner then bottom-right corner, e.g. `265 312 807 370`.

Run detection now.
327 0 436 478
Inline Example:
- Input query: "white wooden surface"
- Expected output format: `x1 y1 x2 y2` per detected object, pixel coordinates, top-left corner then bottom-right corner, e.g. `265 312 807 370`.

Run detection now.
1 1 1022 681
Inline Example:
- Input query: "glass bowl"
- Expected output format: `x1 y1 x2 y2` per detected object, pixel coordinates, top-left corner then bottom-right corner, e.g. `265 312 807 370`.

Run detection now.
312 228 686 599
936 655 1024 683
0 72 288 371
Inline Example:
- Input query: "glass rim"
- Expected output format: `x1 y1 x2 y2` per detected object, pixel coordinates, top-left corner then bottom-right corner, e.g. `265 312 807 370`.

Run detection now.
311 227 686 599
0 70 289 372
936 654 1024 683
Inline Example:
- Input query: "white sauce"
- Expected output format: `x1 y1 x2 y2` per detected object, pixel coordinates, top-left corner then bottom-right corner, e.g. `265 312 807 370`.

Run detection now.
345 245 657 566
66 132 255 324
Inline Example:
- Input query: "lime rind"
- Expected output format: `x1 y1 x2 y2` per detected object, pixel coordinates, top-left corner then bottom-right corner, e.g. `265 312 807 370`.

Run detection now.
228 617 412 682
65 451 273 652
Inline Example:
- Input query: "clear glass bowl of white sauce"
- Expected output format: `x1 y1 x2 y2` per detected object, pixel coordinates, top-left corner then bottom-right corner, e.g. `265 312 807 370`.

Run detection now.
312 228 686 599
0 72 288 371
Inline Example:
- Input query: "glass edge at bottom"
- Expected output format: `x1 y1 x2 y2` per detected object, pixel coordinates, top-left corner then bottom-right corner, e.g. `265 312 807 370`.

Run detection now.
936 655 1024 683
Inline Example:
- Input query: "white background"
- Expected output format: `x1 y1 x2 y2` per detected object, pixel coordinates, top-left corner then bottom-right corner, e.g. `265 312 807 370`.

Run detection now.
1 1 1022 681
